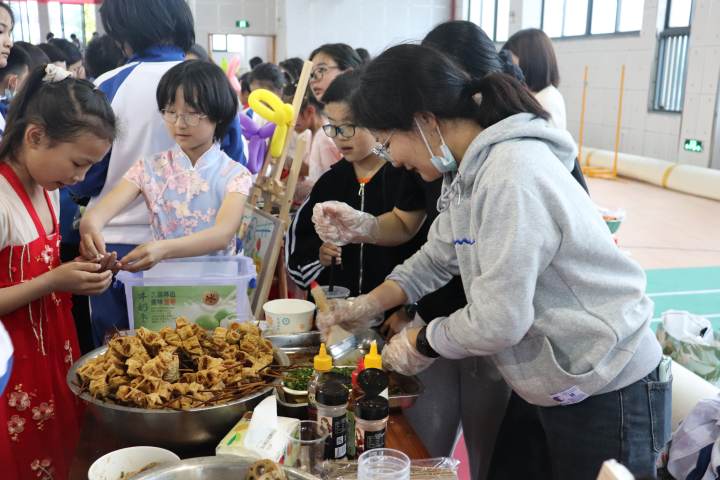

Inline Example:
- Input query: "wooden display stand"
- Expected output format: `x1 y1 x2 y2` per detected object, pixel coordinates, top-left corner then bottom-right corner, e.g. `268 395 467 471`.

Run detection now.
244 60 313 319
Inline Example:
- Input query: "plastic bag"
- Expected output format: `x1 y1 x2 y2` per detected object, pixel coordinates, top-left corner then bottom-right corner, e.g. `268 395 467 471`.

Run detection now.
657 311 720 386
667 397 720 480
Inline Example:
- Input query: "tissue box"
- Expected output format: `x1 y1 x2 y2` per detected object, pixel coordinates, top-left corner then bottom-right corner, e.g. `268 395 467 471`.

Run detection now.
216 412 299 462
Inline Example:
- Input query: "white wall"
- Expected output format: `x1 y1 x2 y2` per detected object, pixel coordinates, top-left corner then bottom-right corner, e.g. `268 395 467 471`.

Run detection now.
508 0 720 167
277 0 452 60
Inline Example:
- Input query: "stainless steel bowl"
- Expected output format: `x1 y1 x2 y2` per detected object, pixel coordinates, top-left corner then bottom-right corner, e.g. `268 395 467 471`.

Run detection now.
67 346 289 450
132 456 320 480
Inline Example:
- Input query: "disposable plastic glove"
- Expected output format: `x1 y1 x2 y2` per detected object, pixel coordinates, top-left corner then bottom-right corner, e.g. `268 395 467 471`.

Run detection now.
312 201 380 246
382 326 437 376
316 294 383 339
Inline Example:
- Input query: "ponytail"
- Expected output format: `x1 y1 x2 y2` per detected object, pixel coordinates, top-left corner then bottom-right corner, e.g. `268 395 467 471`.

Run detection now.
351 44 548 132
0 64 117 162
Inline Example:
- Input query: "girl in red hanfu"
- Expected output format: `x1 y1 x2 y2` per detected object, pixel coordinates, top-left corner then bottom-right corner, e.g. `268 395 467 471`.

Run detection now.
0 64 117 480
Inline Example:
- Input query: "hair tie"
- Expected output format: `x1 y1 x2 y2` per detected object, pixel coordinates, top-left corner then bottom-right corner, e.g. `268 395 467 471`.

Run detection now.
497 50 525 83
463 78 484 99
43 64 73 84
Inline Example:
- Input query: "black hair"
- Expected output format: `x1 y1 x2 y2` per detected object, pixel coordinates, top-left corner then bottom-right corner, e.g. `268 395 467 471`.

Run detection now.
279 57 304 100
0 64 117 161
299 86 324 113
355 48 370 63
351 44 548 131
248 62 285 93
503 28 560 92
85 35 125 79
0 45 30 84
100 0 195 55
249 56 263 69
0 2 14 27
13 42 50 70
45 32 54 41
239 72 251 95
423 21 524 83
309 43 362 71
322 69 361 106
156 60 238 142
186 43 210 62
48 38 83 66
37 43 66 65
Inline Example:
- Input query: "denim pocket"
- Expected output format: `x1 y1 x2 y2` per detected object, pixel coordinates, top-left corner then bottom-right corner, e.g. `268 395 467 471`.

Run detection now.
647 379 672 453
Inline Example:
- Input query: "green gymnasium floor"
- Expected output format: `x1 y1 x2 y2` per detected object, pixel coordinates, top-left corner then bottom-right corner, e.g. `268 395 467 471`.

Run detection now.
646 266 720 325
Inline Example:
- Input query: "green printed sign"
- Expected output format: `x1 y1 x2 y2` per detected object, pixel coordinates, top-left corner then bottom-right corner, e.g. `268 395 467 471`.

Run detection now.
132 285 239 331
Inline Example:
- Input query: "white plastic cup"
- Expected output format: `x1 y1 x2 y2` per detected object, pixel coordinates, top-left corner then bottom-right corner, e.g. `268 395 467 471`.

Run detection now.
321 285 351 300
88 446 180 480
357 448 411 480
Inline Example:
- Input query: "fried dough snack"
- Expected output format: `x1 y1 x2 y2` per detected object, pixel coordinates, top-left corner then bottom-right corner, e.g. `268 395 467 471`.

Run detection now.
76 318 274 410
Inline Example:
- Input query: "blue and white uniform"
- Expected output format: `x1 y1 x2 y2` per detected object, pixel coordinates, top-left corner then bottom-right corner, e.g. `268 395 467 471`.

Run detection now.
69 45 246 346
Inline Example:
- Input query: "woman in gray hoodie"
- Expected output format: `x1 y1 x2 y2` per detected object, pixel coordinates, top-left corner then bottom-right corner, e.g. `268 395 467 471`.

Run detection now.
313 44 671 479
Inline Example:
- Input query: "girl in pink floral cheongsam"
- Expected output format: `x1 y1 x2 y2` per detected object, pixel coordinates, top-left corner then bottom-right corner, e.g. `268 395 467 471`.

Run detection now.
80 60 252 273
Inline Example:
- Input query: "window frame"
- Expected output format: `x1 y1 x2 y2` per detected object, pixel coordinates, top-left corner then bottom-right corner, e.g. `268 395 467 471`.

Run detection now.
465 0 509 43
540 0 644 39
651 0 693 113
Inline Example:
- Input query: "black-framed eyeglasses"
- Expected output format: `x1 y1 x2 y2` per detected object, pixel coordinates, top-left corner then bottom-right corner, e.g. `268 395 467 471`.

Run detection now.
310 65 341 82
371 130 396 166
161 110 207 127
323 123 356 139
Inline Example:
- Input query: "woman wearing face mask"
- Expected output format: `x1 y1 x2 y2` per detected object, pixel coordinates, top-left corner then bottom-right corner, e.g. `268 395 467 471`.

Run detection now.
308 43 362 102
313 44 670 479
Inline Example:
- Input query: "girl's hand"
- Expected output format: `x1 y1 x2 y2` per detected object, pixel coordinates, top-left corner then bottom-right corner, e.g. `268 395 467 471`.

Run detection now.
47 261 114 296
319 242 342 267
119 241 168 272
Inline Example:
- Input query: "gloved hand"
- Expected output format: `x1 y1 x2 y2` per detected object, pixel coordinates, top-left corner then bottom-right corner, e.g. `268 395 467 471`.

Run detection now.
316 294 383 339
382 326 437 376
312 201 380 246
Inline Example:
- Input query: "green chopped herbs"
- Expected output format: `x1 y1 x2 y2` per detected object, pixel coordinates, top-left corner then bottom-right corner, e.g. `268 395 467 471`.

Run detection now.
283 367 354 391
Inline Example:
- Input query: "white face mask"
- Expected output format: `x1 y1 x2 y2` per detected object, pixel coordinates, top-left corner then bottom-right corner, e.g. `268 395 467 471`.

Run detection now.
415 118 457 173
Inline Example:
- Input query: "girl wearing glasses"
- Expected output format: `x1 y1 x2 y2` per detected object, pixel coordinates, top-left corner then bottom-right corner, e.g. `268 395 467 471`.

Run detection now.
80 60 252 272
286 70 424 299
308 43 362 101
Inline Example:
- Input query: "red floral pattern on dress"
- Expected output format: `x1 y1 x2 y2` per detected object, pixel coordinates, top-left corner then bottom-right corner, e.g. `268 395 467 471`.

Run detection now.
8 414 26 441
8 384 32 411
30 458 54 479
31 400 54 430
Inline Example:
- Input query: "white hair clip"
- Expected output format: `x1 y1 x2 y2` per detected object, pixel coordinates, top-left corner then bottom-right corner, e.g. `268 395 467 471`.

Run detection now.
42 64 73 83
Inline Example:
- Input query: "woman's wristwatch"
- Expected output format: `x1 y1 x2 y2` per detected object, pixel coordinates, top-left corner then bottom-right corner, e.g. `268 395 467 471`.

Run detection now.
415 325 440 358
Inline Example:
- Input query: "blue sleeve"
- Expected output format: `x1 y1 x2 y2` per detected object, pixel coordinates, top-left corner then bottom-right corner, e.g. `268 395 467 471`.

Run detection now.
221 114 247 166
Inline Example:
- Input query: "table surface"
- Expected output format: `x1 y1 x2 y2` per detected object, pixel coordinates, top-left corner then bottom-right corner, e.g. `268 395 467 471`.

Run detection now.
70 410 429 479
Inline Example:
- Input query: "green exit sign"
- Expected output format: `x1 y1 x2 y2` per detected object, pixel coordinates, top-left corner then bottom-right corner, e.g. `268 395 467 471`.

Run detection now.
236 19 250 28
683 138 703 153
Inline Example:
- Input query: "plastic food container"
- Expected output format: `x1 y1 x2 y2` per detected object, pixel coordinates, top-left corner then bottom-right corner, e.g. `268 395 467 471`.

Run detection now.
263 299 316 334
116 255 256 331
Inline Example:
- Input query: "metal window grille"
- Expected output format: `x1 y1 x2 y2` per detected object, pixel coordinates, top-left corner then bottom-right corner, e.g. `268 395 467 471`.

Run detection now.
653 29 690 112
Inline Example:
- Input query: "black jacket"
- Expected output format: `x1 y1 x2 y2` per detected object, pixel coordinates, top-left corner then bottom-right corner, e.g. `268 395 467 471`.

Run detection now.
285 159 424 296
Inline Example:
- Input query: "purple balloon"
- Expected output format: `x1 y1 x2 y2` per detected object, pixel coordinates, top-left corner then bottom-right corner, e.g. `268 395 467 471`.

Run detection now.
240 113 276 174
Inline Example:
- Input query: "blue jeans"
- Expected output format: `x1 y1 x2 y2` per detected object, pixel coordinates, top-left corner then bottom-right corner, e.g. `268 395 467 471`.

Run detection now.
490 364 671 480
89 243 136 347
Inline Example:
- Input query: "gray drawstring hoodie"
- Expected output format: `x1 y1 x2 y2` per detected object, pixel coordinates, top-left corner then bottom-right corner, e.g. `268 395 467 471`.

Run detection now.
388 113 661 407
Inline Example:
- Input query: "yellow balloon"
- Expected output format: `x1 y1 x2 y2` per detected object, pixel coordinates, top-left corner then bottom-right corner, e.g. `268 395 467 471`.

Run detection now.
248 89 294 158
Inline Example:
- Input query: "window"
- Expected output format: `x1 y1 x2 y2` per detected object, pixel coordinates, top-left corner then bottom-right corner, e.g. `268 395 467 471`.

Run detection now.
7 1 40 44
210 34 245 53
466 0 510 42
652 0 692 112
47 2 96 44
541 0 645 38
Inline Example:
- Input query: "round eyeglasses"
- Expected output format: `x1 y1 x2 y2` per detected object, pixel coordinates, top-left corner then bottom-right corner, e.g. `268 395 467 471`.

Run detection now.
162 110 207 127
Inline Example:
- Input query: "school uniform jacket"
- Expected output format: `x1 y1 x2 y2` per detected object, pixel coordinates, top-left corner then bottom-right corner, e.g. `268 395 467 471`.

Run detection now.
285 159 424 296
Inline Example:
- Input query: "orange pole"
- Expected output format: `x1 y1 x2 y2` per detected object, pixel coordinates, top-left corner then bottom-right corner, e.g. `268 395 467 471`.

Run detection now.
578 66 589 165
612 65 626 177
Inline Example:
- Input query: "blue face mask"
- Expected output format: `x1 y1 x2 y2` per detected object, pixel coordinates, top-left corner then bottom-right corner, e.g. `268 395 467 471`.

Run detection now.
415 119 457 173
